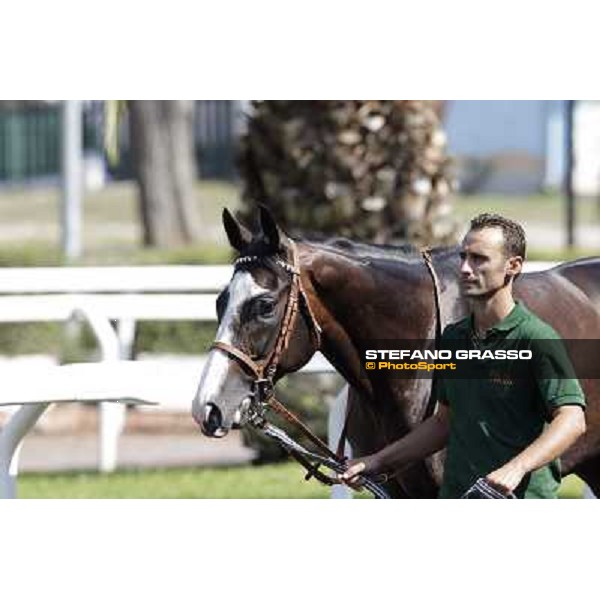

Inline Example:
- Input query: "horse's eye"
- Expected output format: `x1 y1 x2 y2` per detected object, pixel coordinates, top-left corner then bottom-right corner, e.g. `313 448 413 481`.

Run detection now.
256 298 276 317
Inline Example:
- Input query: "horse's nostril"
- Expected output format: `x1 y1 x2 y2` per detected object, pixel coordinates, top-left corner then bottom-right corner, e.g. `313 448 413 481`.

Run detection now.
204 403 223 435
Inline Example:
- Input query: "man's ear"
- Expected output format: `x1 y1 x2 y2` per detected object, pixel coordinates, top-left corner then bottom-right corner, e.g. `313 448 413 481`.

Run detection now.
258 204 283 252
223 208 253 252
506 256 524 279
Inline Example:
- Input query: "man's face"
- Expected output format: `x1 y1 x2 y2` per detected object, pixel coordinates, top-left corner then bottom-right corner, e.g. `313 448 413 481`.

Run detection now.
459 227 521 297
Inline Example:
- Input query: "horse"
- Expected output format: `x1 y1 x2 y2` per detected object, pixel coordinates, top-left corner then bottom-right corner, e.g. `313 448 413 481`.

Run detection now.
192 206 600 498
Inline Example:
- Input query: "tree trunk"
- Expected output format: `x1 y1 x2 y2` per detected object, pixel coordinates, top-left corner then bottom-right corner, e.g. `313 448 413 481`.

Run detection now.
129 100 201 247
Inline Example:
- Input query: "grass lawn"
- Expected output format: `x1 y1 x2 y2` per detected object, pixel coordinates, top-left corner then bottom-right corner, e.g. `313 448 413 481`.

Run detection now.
19 462 338 499
0 180 240 265
453 192 600 225
0 181 598 265
17 462 586 499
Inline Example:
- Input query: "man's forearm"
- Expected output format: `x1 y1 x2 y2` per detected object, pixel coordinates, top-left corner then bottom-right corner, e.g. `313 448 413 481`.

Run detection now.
375 411 450 474
487 406 586 493
507 408 586 474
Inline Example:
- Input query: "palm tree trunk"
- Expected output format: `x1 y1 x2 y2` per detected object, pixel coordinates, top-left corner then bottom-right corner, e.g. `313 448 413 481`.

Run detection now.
238 100 457 245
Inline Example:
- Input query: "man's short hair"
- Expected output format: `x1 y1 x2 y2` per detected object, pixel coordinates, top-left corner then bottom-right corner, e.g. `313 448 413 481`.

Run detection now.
469 213 527 260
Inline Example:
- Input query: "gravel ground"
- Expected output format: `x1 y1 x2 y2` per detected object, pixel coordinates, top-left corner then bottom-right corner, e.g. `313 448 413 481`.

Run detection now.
18 431 256 472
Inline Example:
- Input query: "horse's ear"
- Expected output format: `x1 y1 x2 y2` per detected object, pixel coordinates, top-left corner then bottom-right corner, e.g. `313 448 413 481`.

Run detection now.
223 208 252 252
258 204 283 251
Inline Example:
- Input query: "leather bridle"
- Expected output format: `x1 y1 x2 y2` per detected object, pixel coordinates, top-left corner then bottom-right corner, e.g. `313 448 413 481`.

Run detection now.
210 240 322 406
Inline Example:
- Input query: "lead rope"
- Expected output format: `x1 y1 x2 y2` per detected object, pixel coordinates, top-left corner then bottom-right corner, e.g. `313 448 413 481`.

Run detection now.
257 420 391 498
250 392 390 498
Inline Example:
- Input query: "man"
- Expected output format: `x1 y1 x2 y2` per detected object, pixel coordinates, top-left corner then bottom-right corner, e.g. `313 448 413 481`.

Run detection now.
341 213 587 498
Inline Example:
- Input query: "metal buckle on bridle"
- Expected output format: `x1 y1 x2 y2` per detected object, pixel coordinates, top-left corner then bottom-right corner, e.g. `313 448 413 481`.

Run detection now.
246 400 267 429
253 377 274 403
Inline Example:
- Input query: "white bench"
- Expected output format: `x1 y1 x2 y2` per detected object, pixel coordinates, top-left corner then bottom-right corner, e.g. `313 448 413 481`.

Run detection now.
0 359 230 498
0 362 155 498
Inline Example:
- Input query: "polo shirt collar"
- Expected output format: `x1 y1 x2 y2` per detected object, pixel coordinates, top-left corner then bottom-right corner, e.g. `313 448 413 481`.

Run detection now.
469 300 529 335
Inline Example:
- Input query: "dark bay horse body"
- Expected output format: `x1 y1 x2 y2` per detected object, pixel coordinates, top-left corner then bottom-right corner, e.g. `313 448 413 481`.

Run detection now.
193 208 600 498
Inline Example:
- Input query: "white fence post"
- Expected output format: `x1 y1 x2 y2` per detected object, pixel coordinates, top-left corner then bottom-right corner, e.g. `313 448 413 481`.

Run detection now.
73 306 124 473
328 385 353 499
61 100 83 261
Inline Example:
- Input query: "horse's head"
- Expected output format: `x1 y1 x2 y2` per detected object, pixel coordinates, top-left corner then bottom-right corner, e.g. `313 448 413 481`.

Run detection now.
192 206 321 437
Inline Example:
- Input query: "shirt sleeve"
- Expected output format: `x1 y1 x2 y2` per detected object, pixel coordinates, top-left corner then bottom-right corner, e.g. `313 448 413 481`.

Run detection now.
529 333 586 413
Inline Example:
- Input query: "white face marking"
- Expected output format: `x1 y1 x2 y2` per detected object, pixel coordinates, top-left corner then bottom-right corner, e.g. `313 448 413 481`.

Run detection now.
195 271 270 406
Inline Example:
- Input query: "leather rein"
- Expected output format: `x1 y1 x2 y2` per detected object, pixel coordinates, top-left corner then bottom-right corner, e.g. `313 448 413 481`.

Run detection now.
210 240 443 499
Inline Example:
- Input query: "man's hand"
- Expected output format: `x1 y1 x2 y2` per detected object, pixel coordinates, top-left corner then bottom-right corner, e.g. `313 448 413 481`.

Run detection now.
339 455 382 488
338 405 451 490
486 461 527 494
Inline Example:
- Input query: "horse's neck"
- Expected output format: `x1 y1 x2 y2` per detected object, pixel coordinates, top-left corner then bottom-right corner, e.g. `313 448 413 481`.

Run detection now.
299 241 445 397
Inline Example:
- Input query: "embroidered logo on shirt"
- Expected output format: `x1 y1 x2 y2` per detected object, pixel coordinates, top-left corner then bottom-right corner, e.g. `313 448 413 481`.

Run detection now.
490 371 515 386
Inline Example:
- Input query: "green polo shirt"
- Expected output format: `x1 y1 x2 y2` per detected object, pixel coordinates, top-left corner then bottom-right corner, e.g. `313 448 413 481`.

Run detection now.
437 301 586 499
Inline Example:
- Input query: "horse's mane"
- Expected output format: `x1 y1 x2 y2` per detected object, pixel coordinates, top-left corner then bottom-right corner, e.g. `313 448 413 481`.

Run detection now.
234 226 458 273
300 233 458 265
